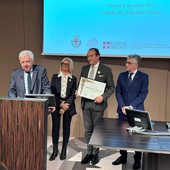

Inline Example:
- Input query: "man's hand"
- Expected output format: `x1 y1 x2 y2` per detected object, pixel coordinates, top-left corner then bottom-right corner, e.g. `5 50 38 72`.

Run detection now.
121 106 130 115
48 106 56 113
75 90 80 98
94 96 103 104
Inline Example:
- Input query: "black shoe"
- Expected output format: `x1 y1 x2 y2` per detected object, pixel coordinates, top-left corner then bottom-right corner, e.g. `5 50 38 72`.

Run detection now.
91 154 99 165
49 150 58 161
60 146 67 160
49 144 58 161
81 154 93 164
133 161 141 169
112 156 127 165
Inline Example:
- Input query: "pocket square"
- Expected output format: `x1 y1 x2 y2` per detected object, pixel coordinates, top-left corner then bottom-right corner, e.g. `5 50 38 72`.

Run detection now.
98 75 104 77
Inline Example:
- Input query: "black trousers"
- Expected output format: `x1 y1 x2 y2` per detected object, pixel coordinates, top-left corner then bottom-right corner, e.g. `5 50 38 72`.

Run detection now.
120 150 142 162
51 108 72 145
118 116 142 162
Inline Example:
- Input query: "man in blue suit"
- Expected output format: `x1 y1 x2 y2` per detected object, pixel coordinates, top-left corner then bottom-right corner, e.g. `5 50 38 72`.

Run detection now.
112 54 149 169
8 50 51 98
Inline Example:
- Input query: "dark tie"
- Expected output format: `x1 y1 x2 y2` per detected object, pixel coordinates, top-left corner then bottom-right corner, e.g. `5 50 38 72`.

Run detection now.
27 72 32 93
128 73 134 85
89 66 94 79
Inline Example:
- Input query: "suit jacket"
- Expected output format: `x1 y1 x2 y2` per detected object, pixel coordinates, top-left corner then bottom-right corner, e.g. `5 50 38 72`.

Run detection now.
80 63 115 111
8 65 51 98
116 70 149 118
51 74 77 116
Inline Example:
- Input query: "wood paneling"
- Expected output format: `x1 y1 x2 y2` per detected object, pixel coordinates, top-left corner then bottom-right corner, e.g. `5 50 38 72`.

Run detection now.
0 98 48 170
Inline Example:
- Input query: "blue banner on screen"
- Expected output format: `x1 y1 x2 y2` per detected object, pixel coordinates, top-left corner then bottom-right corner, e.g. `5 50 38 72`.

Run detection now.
43 0 170 58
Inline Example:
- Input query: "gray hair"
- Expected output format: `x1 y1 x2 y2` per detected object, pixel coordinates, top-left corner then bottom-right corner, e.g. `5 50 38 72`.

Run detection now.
19 50 34 60
127 54 141 65
59 57 74 75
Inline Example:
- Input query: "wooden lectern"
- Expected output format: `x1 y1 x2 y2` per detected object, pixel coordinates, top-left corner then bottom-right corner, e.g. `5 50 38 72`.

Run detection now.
0 97 48 170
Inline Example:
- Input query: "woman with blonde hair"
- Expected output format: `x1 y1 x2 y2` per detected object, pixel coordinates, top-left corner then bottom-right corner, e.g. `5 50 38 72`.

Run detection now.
49 57 77 161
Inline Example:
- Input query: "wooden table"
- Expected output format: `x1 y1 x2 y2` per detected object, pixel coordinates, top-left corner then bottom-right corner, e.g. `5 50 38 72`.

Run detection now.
89 118 170 170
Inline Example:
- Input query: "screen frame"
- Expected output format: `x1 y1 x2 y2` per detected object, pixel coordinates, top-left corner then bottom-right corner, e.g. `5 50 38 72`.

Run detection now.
126 108 153 131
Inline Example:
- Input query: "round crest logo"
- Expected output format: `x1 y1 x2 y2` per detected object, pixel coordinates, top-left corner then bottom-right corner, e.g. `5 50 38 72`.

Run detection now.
71 35 81 47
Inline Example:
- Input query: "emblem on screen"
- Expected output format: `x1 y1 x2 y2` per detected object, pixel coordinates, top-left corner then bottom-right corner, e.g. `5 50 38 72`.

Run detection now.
71 35 81 47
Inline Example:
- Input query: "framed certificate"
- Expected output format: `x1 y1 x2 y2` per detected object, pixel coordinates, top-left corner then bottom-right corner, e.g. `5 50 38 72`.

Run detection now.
78 77 106 100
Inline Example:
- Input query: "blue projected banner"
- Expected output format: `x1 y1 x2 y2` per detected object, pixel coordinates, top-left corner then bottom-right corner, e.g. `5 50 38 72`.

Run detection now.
43 0 170 58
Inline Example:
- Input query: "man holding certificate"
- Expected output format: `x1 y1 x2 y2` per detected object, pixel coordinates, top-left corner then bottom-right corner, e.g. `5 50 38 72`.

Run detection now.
77 48 115 165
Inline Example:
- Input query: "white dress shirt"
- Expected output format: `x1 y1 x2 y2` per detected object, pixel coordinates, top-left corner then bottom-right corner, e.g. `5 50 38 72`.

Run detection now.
58 72 72 98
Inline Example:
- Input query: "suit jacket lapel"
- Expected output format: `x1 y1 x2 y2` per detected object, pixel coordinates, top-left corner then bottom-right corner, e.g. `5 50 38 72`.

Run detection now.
20 71 25 93
128 71 139 86
31 65 37 90
66 77 73 96
125 71 129 84
58 76 61 92
131 71 139 84
95 63 103 81
84 65 90 78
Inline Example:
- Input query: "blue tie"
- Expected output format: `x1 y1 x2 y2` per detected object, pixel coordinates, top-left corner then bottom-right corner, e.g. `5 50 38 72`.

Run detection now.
128 73 134 85
27 72 32 93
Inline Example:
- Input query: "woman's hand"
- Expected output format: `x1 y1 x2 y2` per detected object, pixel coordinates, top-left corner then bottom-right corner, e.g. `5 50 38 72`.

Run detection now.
60 102 69 110
59 108 65 115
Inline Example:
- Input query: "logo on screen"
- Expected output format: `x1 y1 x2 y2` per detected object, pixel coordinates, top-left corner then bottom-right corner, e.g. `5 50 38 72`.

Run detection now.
103 42 110 49
103 41 127 49
71 36 81 47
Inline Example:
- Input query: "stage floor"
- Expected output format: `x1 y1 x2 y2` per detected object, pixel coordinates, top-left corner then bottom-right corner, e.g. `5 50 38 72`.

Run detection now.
47 137 141 170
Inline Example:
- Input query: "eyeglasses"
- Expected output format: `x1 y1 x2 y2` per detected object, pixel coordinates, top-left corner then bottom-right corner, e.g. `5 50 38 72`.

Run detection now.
125 61 136 65
61 63 69 67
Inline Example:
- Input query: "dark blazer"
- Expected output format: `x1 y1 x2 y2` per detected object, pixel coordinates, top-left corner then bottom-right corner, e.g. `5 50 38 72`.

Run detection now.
51 74 77 116
80 62 115 111
116 70 149 118
8 65 51 98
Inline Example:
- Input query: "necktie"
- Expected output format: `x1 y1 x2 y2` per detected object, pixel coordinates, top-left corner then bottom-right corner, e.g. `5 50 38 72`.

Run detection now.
128 73 134 85
89 66 94 79
27 72 32 93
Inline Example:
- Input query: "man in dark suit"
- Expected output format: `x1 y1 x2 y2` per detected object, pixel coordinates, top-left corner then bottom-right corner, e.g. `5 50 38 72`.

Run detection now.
78 48 115 165
8 50 51 98
112 54 149 169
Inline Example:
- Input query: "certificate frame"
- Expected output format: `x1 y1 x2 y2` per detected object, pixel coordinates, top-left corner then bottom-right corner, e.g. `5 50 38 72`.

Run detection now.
78 77 106 100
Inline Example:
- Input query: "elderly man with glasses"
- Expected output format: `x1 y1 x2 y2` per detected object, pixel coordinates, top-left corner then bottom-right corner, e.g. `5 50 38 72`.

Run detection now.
112 54 149 169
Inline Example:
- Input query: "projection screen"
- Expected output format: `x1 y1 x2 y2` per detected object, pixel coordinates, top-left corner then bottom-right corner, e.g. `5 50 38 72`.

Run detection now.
43 0 170 58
